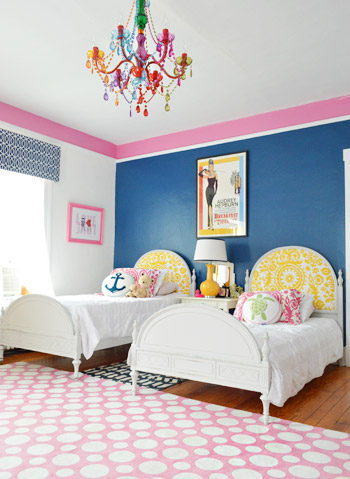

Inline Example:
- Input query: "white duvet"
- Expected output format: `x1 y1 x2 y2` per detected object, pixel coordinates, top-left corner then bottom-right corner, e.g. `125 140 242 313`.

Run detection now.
245 317 343 407
57 293 180 360
55 294 343 407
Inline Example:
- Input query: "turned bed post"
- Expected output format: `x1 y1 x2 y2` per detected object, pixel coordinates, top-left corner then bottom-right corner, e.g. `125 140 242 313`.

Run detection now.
337 270 345 366
244 269 250 292
71 319 81 379
130 320 139 395
260 330 271 425
190 269 197 296
0 307 5 362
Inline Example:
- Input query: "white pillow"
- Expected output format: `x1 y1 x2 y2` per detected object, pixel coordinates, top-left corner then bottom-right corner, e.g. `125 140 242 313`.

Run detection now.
157 281 179 296
101 271 134 297
153 269 168 295
242 293 282 325
300 294 315 322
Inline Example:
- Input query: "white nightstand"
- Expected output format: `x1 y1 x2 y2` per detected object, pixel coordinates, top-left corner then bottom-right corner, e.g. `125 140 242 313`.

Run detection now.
179 296 238 313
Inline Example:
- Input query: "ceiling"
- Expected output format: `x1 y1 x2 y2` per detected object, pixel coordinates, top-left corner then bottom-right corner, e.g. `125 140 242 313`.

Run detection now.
1 0 350 145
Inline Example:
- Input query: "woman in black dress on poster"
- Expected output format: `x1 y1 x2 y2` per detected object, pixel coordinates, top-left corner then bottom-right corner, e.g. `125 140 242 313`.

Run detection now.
198 159 218 230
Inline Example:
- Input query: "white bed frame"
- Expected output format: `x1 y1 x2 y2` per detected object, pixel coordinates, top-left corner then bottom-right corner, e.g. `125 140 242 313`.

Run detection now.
129 246 344 425
0 250 195 378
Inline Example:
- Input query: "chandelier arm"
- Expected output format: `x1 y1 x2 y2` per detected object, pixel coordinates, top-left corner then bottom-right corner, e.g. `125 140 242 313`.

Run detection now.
105 58 136 75
146 60 185 80
149 44 169 67
162 68 185 80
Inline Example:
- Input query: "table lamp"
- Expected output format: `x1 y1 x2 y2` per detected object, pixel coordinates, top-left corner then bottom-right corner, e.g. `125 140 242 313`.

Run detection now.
194 239 228 297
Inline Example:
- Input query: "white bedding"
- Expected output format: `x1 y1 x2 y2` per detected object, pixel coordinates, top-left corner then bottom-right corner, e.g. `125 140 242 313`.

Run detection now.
57 293 181 360
245 317 343 407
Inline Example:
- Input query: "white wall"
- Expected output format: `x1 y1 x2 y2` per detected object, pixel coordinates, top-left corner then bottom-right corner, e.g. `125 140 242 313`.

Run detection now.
0 121 116 296
49 145 116 295
343 149 350 366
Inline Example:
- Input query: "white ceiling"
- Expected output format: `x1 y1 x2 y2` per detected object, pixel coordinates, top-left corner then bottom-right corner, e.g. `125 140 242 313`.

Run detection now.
1 0 350 145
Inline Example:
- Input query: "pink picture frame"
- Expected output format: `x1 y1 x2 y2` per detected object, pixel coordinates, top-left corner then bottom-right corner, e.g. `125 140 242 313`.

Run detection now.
67 203 104 245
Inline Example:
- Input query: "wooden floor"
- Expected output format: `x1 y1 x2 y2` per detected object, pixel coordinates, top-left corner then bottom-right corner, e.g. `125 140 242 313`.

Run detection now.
4 345 350 433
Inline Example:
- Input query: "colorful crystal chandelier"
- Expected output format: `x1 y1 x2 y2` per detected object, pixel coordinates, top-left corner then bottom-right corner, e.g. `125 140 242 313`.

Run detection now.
85 0 193 117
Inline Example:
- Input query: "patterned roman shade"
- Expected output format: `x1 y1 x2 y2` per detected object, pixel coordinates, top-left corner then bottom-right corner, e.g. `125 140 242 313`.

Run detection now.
0 128 60 182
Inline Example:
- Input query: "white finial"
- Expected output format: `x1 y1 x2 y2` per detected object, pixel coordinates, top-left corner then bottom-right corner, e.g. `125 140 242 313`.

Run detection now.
190 269 196 296
244 269 250 292
262 331 270 362
338 270 343 286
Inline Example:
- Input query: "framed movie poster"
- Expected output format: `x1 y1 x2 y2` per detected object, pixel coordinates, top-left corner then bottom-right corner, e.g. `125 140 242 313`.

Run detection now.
196 151 247 238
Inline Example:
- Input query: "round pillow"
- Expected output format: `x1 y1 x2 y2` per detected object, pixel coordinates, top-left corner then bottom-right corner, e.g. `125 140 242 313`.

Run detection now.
242 293 282 325
101 271 134 297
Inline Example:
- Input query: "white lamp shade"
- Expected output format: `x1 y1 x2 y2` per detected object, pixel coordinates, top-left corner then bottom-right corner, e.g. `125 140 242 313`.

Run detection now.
194 239 228 263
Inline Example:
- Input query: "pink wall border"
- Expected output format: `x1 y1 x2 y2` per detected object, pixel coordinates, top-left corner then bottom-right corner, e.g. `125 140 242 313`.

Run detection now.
1 97 350 161
116 96 350 159
0 102 116 159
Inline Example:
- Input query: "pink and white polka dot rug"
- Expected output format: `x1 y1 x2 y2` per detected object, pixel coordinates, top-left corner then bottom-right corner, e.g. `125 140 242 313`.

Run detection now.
0 362 349 479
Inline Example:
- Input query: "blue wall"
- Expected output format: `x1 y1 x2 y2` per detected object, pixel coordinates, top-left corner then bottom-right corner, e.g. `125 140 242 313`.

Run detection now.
114 121 350 291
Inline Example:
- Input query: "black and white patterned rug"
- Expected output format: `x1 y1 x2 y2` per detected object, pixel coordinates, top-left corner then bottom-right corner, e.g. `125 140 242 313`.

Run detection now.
84 361 185 390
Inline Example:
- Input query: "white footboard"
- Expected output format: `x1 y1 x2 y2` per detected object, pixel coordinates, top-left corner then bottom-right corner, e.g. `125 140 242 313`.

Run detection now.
129 304 271 423
0 295 81 377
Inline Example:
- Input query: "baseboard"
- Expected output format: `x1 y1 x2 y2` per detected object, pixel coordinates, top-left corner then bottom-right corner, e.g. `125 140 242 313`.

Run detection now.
344 345 350 367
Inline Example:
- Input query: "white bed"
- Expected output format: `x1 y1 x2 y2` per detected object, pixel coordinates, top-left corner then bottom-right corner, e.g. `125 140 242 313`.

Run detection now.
245 316 343 406
129 246 344 424
58 293 180 359
0 249 195 377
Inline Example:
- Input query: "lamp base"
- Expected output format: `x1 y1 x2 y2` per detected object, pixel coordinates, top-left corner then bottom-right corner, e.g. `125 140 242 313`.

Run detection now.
200 264 220 298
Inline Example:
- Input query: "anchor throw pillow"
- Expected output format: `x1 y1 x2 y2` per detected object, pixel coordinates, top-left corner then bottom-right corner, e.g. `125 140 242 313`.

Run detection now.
241 293 282 325
109 268 164 297
101 271 135 297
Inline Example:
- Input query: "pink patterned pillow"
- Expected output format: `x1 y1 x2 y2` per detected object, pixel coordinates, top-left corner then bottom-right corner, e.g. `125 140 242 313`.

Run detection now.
111 268 161 297
234 289 303 325
234 293 255 320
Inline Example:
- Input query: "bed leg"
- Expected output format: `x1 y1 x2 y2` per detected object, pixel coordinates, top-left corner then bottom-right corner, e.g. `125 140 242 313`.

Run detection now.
131 368 139 396
72 359 81 380
0 345 4 363
260 393 270 425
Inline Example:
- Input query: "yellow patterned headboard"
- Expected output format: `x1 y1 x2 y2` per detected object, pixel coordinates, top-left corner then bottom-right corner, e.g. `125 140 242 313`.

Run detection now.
248 246 338 311
135 250 191 295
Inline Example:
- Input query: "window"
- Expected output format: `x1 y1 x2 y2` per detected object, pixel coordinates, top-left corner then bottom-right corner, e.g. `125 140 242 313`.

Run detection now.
0 169 54 297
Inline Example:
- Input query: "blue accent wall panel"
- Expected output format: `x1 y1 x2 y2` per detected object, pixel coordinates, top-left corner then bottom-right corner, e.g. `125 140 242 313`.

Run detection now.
114 121 350 293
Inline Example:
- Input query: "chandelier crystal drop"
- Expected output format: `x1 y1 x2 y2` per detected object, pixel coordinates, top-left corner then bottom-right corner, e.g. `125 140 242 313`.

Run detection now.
86 0 193 117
